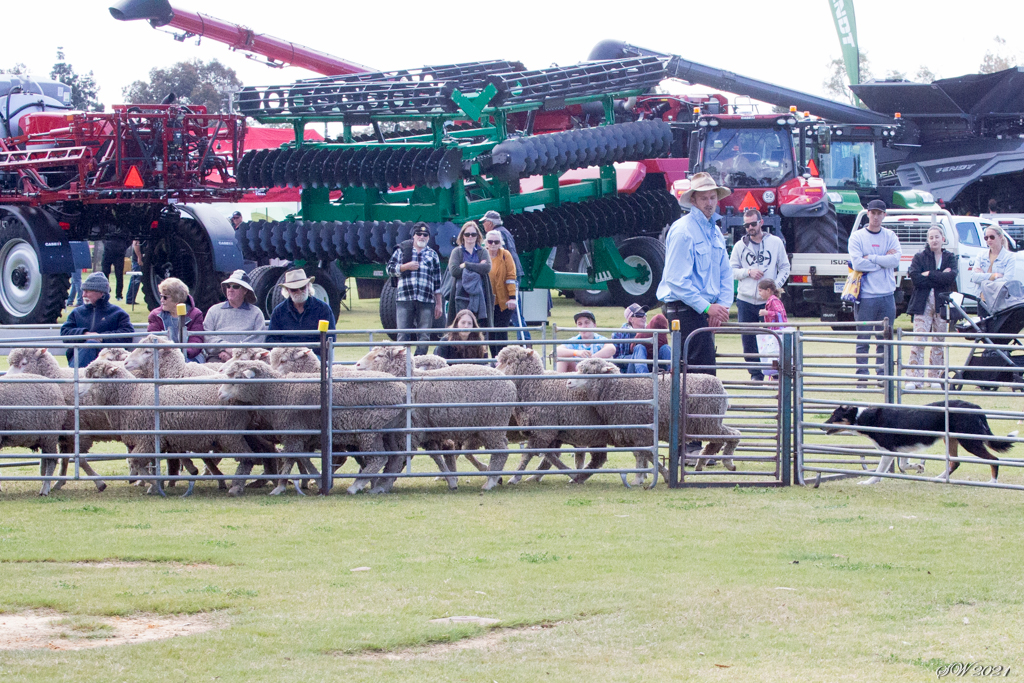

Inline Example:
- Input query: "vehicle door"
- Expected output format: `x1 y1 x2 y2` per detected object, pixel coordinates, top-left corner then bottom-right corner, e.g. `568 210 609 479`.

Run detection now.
954 219 987 297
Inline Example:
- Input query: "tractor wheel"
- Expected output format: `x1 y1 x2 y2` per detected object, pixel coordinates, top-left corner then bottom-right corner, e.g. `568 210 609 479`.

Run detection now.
379 277 445 342
0 210 69 325
265 264 344 320
568 245 612 307
791 203 847 254
606 236 665 309
248 265 287 317
142 217 225 313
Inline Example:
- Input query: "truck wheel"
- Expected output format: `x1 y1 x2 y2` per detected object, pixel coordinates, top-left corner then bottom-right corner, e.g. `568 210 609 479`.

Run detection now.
142 217 225 312
791 203 848 254
568 246 612 307
782 290 819 318
606 236 665 309
378 277 445 342
248 265 287 317
0 211 69 325
266 264 344 320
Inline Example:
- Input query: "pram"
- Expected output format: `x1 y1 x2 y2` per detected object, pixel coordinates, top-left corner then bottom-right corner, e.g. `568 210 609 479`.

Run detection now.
947 280 1024 392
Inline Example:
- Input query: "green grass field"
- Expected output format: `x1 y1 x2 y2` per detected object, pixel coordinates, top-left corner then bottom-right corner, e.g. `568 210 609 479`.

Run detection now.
1 283 1021 680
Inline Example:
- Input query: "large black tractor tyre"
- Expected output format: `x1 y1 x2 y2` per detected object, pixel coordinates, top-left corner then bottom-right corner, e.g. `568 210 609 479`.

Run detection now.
0 210 69 325
781 289 819 319
379 277 446 342
606 236 666 309
247 265 288 317
265 262 345 320
142 217 226 313
791 203 848 255
567 244 612 307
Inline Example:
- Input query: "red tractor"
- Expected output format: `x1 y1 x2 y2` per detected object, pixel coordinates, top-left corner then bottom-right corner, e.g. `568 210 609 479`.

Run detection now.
0 75 245 324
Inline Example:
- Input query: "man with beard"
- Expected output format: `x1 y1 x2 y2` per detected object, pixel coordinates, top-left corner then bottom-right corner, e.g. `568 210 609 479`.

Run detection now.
266 268 336 353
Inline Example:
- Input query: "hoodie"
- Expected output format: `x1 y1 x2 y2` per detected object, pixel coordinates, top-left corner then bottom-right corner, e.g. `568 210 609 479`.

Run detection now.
730 232 789 304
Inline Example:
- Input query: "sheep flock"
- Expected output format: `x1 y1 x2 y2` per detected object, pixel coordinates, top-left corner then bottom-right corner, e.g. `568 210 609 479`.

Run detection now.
0 343 746 496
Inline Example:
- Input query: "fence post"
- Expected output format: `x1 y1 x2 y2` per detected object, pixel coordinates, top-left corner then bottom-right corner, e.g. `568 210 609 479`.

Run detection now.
668 322 681 487
883 317 895 405
318 320 332 495
780 331 792 486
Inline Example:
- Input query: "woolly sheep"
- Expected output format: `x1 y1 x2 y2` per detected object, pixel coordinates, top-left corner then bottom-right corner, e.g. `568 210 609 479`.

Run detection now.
83 361 252 495
218 360 406 495
270 346 448 376
231 347 271 364
354 345 516 491
495 345 611 484
96 347 130 363
566 358 740 485
5 348 108 492
0 373 68 495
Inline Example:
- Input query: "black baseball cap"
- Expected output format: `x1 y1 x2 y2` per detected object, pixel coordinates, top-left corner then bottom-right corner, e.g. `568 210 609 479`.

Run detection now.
574 310 596 324
231 210 242 218
866 199 887 212
412 222 430 236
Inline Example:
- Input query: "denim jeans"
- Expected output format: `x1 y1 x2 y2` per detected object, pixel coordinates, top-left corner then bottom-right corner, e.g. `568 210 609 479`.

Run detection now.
66 269 83 307
736 298 766 380
627 343 672 374
396 300 435 356
854 294 896 376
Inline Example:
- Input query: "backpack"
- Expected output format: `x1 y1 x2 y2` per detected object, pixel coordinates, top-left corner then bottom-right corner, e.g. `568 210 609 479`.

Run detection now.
390 239 415 288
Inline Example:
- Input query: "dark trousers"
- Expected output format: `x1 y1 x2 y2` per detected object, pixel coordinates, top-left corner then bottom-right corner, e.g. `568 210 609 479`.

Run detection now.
854 294 896 376
736 299 766 380
662 302 716 376
489 305 514 358
101 240 127 299
396 300 434 356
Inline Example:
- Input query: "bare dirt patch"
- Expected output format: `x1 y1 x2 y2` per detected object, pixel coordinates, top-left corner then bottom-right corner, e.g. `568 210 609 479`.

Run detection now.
0 610 221 651
347 622 559 661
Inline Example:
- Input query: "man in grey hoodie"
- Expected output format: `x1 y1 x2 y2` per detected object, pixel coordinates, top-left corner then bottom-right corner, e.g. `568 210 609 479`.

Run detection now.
730 208 789 381
848 199 902 378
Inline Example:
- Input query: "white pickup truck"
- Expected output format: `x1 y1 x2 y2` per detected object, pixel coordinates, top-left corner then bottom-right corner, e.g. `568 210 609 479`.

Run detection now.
788 209 1024 320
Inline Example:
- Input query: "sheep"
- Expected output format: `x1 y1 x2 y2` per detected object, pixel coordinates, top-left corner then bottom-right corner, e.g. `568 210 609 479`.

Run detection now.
354 345 516 491
5 348 108 492
96 347 130 363
0 373 69 495
83 360 252 495
218 360 406 495
566 357 740 485
231 347 271 364
495 345 611 485
122 335 231 487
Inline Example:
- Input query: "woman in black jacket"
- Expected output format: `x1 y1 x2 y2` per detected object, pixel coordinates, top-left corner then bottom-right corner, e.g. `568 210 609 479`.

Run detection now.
905 226 958 389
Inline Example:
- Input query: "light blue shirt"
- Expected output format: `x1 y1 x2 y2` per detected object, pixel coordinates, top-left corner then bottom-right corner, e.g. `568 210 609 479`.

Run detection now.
657 209 733 312
970 248 1016 285
564 334 609 354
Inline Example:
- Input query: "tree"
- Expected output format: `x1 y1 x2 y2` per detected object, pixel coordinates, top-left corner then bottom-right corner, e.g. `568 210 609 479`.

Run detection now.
883 69 907 82
979 36 1017 74
915 66 939 83
49 49 104 112
823 52 873 106
122 59 242 113
0 63 28 75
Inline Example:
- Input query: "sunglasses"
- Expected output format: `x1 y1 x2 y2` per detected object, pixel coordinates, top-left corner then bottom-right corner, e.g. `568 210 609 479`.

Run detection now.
985 234 999 241
463 232 478 238
743 221 760 229
414 232 429 237
486 239 501 245
226 283 244 290
159 294 172 300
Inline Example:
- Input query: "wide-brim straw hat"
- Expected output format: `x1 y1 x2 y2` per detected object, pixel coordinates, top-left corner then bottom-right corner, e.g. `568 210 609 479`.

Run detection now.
221 269 256 304
281 268 315 290
679 172 731 208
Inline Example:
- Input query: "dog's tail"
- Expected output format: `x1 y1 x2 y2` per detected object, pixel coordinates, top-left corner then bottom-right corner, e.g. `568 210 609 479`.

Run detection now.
980 412 1015 453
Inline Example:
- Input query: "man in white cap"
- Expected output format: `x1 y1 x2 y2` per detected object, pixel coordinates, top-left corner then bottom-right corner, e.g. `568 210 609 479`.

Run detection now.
657 172 734 376
204 270 267 362
266 268 336 352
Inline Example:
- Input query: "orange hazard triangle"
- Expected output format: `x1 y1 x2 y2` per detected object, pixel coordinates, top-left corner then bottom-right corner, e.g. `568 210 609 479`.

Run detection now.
737 191 759 211
124 165 145 189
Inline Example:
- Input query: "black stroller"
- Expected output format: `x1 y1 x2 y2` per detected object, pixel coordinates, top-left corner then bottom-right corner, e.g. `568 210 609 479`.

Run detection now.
947 280 1024 392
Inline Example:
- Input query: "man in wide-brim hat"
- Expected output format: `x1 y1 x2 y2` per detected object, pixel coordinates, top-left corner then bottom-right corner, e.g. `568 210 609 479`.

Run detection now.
203 269 266 362
657 172 735 377
266 268 336 353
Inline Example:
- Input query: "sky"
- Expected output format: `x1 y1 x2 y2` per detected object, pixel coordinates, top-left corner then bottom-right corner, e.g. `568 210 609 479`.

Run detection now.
5 0 1024 111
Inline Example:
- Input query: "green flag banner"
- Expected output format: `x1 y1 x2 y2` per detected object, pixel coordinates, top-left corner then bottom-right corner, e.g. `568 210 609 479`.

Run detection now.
830 0 860 87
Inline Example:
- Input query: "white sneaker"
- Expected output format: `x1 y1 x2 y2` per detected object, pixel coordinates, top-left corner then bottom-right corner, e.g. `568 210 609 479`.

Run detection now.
905 382 918 390
930 383 943 390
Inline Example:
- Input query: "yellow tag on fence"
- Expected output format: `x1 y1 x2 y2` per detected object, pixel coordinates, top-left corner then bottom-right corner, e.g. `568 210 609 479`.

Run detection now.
317 319 329 332
176 303 187 316
671 319 680 331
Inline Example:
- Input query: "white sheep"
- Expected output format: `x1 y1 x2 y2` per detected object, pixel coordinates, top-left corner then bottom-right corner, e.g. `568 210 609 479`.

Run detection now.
5 348 108 492
0 373 68 495
354 345 516 491
566 358 740 485
83 361 252 495
495 345 611 484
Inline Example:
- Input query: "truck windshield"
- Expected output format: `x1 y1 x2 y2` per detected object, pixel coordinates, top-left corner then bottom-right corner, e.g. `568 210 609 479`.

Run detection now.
823 141 877 188
702 127 794 188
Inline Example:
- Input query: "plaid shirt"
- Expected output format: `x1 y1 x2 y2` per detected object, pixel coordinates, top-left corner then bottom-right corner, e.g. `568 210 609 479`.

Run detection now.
387 244 442 304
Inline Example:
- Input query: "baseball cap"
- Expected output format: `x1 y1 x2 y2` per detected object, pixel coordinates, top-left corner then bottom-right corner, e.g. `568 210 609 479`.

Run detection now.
866 199 887 212
574 310 596 325
231 211 242 218
624 303 648 321
412 222 430 236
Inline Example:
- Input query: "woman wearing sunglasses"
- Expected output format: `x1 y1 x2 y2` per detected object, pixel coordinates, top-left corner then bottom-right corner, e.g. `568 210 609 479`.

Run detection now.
203 270 267 362
483 229 518 357
447 221 493 333
147 277 208 363
970 226 1015 293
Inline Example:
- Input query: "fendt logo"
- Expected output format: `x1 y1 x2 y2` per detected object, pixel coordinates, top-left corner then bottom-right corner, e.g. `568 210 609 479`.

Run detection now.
934 164 976 174
832 0 855 46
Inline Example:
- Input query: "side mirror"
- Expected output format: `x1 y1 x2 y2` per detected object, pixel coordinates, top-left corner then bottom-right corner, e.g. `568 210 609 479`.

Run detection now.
688 130 700 165
816 126 831 154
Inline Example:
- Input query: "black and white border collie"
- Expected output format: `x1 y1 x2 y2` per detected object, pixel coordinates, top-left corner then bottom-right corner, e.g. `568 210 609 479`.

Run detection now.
823 400 1014 485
